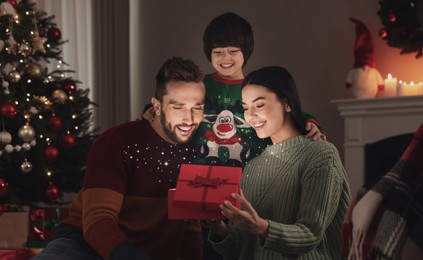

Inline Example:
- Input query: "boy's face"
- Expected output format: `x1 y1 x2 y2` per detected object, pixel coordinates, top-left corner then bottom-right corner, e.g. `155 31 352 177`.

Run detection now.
152 81 205 144
211 46 244 80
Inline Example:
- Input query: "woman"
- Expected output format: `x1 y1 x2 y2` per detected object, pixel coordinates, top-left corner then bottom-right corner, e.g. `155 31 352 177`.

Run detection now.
205 66 351 259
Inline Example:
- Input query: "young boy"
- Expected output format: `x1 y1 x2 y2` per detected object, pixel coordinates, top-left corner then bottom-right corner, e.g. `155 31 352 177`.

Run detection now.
193 12 323 167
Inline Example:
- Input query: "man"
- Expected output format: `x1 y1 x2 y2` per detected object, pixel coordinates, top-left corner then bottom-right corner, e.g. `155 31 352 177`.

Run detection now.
33 57 206 260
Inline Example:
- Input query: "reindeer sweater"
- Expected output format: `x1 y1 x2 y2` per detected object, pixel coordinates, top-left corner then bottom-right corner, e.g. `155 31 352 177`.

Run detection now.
193 73 267 167
193 73 320 167
209 136 351 259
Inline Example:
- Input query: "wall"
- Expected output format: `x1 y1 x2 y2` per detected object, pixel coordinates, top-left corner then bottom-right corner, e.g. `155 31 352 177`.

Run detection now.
131 0 423 158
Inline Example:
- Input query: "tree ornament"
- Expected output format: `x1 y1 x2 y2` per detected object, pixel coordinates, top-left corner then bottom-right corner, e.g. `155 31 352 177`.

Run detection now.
6 0 17 8
31 36 47 54
0 179 9 197
22 142 31 151
45 146 59 161
0 2 16 15
18 42 32 57
18 124 36 142
48 115 62 131
65 83 77 94
37 27 46 37
5 144 13 153
0 130 12 144
25 63 44 79
20 159 33 173
1 80 8 88
388 13 397 22
45 183 60 200
61 133 75 149
1 102 17 119
51 89 67 104
8 70 21 83
6 34 17 54
379 28 388 38
47 27 61 42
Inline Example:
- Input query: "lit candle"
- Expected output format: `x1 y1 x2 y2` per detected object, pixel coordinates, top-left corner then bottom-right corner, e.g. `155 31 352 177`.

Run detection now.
397 80 405 96
409 81 418 96
384 74 397 97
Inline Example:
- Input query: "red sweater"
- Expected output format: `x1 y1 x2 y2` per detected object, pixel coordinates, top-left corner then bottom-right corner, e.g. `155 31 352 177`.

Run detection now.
63 119 202 259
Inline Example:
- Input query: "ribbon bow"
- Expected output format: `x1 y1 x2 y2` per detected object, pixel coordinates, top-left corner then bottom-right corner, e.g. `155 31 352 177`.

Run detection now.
189 175 227 188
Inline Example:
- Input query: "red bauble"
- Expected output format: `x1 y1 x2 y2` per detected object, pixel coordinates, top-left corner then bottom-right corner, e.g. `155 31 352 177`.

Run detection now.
1 102 17 119
65 83 77 94
38 27 46 37
0 179 9 198
47 27 62 42
61 134 75 149
45 146 59 162
6 0 17 7
45 183 60 200
379 28 388 38
389 13 397 23
48 115 62 131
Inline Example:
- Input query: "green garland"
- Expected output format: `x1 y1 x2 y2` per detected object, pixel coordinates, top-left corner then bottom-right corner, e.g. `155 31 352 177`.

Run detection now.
378 0 423 58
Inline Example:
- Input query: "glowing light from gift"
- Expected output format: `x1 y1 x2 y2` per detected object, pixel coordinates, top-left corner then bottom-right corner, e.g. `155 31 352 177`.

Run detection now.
384 73 397 97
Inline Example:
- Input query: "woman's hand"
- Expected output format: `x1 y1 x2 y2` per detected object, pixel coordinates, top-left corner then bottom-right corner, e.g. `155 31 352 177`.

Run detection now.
220 190 269 238
305 122 327 140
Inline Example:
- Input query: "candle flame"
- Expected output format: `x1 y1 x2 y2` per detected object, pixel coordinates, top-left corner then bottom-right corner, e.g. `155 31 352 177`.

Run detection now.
387 73 392 80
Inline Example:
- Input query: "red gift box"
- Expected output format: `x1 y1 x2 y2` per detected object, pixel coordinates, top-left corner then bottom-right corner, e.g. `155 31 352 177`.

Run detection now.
168 189 226 219
27 207 70 247
0 248 31 260
173 164 242 211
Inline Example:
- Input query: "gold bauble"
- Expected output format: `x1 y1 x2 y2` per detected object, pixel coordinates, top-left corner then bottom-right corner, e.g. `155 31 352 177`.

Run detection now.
52 89 67 104
8 70 21 83
25 63 44 79
20 159 33 173
18 125 36 142
0 130 12 144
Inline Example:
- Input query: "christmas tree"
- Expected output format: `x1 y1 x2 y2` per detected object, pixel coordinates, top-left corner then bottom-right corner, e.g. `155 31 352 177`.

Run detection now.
0 0 97 206
378 0 423 58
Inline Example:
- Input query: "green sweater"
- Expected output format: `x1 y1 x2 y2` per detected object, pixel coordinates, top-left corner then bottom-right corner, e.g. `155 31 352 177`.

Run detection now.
210 136 351 259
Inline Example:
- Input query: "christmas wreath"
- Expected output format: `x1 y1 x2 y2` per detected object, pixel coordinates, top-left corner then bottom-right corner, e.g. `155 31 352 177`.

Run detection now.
377 0 423 58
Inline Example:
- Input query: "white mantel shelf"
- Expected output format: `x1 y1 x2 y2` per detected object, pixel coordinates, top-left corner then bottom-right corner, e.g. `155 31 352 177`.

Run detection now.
332 95 423 194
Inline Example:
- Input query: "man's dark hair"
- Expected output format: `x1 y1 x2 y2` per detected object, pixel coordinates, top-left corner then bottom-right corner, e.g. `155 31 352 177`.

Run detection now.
203 12 254 67
155 57 204 101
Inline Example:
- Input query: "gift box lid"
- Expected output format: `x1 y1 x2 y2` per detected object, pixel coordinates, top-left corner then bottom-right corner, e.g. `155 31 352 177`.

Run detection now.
173 164 242 210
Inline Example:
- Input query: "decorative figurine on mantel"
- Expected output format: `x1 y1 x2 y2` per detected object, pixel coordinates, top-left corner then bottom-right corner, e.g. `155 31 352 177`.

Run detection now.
345 18 384 99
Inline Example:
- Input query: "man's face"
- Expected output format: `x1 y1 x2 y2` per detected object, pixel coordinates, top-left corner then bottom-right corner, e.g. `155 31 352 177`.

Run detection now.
154 81 205 144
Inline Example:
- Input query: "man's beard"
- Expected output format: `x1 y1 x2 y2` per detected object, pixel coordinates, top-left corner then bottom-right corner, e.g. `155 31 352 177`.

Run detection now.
160 109 196 144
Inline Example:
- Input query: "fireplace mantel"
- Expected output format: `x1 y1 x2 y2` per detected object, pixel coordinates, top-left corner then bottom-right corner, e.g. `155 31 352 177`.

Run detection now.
332 95 423 194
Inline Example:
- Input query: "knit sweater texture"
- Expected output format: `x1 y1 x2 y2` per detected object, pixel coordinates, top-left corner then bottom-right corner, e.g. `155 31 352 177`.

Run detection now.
62 119 202 259
210 136 351 259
